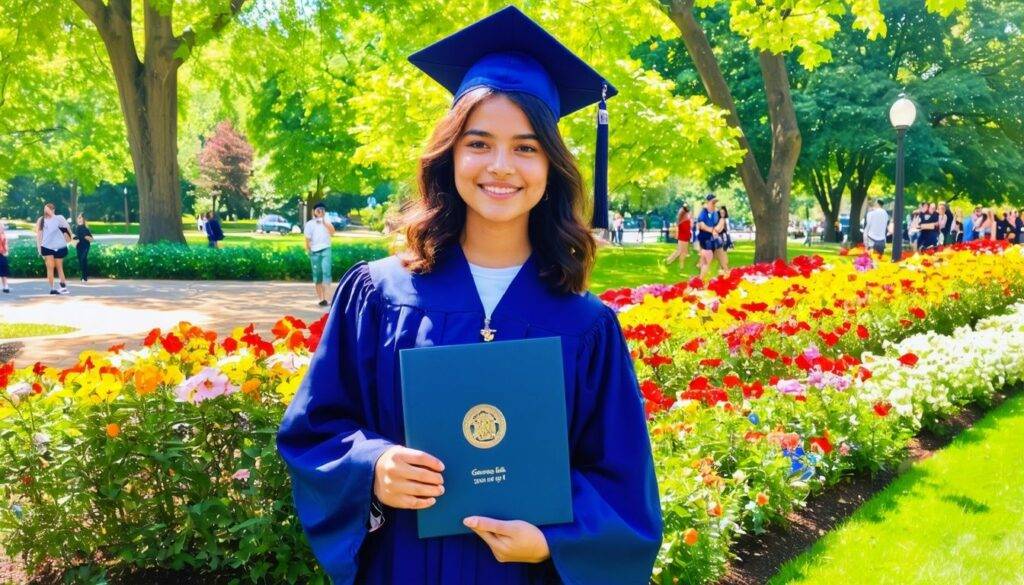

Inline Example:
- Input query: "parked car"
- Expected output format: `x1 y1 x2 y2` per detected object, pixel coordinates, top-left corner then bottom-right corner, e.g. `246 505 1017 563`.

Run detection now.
256 214 293 234
324 211 350 230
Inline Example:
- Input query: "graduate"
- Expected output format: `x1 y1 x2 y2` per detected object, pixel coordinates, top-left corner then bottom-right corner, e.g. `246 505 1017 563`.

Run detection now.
276 6 662 584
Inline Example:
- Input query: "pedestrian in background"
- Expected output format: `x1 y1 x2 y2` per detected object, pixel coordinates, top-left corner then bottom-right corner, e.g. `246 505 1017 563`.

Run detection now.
304 201 335 307
0 221 10 293
205 212 224 248
664 203 691 269
863 199 889 256
35 202 72 295
73 213 94 282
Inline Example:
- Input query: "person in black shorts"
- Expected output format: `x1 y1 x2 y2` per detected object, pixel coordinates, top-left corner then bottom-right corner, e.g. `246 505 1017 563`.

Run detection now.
35 203 72 295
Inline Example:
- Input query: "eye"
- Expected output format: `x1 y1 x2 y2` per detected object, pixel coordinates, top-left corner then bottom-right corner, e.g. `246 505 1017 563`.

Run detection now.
466 140 488 149
516 144 539 153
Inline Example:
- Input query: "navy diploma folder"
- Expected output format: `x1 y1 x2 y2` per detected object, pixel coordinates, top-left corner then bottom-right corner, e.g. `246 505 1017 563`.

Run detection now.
399 336 573 538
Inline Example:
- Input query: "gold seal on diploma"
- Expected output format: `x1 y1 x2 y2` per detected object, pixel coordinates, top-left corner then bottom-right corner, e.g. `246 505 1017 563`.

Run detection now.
462 404 506 449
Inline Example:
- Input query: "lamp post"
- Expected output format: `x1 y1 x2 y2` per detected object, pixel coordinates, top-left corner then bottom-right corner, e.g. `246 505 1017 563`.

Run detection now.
889 94 917 261
123 186 130 227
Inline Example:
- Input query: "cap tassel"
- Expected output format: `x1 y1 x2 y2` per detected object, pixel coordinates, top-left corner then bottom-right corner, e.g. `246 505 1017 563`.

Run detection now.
592 84 609 229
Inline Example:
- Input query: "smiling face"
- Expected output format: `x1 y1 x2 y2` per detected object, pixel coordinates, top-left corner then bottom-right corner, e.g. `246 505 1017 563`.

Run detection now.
452 94 549 229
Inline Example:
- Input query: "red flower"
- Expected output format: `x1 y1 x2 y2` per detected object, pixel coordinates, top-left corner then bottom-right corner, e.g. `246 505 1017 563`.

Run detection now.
898 353 919 367
779 433 800 450
222 337 238 353
859 367 873 381
856 325 870 340
642 354 673 368
32 382 43 394
873 402 891 417
32 362 46 376
818 331 840 348
143 328 161 347
761 347 780 360
899 319 913 328
161 333 184 354
744 431 765 442
909 307 927 320
769 375 780 385
108 343 126 353
742 381 765 399
682 337 704 352
699 358 723 367
722 373 742 388
688 376 710 391
740 302 769 312
286 330 307 351
809 432 833 454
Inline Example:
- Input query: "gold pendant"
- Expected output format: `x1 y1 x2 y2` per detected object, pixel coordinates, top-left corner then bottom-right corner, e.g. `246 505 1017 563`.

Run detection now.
480 317 497 342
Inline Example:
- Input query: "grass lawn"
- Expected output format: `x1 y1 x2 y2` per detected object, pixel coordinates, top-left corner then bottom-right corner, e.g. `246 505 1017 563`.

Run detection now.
770 390 1024 585
0 323 77 339
589 240 843 293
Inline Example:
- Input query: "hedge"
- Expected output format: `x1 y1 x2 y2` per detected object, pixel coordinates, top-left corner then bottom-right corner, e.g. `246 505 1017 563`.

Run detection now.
4 242 390 281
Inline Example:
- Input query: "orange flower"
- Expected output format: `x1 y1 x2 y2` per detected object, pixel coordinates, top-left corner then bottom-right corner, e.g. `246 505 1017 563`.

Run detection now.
683 528 699 546
708 502 723 517
756 492 769 506
133 365 162 395
106 423 121 438
241 379 261 395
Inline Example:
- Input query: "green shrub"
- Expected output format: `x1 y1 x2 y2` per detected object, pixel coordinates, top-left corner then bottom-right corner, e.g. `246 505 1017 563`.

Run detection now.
5 241 389 281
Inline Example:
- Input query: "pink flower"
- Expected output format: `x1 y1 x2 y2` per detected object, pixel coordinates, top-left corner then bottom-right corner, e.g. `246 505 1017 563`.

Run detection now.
803 345 821 360
174 367 238 404
776 379 806 396
854 254 875 272
232 469 250 481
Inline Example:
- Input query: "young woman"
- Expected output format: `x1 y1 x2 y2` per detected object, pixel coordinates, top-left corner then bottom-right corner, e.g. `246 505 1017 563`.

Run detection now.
696 194 728 279
664 203 691 268
35 203 72 295
73 213 94 282
276 7 661 585
0 221 10 293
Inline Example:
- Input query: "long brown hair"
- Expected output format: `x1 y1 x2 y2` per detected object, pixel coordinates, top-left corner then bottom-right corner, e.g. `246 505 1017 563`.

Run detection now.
402 87 596 295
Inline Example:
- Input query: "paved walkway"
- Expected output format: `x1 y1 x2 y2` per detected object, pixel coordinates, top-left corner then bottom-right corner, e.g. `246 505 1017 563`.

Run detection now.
0 278 333 366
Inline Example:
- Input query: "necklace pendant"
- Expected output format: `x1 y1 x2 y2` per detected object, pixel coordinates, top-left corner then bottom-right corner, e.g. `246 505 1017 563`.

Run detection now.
480 317 497 342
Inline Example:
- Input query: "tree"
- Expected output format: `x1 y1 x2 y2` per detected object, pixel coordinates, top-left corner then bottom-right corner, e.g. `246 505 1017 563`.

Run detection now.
64 0 250 243
196 120 253 218
657 0 967 262
230 1 744 221
0 2 129 218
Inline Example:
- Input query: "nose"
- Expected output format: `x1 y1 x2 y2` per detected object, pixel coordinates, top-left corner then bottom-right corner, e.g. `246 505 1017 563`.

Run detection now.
486 147 515 177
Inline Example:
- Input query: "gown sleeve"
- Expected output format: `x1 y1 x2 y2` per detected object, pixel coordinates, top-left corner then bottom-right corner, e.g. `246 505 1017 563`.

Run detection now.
276 262 396 584
541 306 663 585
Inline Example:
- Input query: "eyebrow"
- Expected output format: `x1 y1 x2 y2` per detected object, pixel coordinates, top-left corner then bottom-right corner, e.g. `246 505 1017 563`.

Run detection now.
462 129 539 141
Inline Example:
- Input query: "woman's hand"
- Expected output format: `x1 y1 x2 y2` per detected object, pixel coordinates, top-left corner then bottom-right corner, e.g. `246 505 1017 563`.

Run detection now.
373 446 445 510
463 516 551 563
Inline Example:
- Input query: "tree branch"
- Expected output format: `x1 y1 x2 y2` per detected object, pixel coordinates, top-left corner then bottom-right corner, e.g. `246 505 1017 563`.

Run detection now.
72 0 109 27
172 0 249 62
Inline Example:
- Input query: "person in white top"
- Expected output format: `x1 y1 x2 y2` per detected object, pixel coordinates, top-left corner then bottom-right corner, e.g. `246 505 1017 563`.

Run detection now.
863 199 890 256
34 202 72 295
304 202 336 307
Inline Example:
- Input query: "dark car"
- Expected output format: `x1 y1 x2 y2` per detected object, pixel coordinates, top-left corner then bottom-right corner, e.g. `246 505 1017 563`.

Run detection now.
324 212 350 230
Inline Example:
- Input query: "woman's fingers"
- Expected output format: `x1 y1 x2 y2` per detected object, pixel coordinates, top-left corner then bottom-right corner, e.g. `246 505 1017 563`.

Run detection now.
401 464 444 486
397 495 437 509
398 448 445 472
393 479 445 498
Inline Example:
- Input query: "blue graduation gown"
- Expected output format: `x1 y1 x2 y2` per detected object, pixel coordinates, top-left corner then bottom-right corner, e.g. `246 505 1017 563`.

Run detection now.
276 245 662 584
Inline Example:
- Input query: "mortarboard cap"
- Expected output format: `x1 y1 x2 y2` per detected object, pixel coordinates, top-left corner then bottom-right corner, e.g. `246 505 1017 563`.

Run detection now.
408 5 616 229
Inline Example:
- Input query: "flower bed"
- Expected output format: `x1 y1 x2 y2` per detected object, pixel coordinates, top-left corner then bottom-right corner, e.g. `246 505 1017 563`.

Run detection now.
1 241 1023 583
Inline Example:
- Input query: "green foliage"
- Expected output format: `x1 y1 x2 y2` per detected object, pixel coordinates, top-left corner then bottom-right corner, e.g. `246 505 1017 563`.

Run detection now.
0 368 326 584
4 241 389 281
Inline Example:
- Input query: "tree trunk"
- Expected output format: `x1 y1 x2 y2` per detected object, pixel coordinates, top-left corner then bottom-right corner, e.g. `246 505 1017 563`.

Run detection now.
667 1 800 263
822 206 840 243
69 181 79 220
73 0 246 244
848 186 869 245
